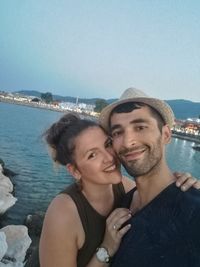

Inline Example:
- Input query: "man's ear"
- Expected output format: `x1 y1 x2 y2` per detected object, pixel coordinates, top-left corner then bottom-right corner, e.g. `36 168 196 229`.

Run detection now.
162 125 172 144
66 163 81 180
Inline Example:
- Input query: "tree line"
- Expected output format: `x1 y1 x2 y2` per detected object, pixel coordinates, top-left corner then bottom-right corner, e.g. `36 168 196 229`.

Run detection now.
39 92 108 113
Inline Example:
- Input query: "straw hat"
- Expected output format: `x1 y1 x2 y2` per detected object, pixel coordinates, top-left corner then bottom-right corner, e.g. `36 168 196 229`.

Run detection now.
99 87 175 132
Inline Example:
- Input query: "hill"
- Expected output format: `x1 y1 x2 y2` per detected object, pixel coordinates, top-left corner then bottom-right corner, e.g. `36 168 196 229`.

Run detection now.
166 100 200 120
15 90 200 120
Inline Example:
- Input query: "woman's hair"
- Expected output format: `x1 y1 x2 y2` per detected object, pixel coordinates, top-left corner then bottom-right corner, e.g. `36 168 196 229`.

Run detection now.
44 113 98 165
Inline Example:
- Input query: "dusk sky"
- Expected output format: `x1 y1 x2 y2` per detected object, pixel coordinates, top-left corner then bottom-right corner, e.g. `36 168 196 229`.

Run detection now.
0 1 200 101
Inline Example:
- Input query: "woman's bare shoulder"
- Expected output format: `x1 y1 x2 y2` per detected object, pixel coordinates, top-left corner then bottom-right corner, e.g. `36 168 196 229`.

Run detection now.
44 193 79 226
40 194 82 266
40 192 84 250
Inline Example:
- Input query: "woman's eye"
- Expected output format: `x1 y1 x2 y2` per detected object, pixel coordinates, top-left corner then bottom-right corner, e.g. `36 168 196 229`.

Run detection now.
88 152 96 159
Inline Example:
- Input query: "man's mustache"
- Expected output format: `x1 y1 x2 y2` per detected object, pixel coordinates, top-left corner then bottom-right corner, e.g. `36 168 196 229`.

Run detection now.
118 146 146 156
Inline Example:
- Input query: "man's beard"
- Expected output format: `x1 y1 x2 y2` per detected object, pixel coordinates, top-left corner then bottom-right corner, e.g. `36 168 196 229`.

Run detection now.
119 137 163 178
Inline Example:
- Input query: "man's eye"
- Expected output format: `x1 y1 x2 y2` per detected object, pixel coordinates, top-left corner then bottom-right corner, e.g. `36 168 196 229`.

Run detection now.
136 126 146 131
88 152 96 159
112 131 122 138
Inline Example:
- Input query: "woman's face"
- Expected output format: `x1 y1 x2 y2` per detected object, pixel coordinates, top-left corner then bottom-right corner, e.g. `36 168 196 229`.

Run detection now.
72 126 122 185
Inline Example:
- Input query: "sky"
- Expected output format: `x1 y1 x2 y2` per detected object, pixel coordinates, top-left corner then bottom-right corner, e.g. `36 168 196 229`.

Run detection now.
0 0 200 102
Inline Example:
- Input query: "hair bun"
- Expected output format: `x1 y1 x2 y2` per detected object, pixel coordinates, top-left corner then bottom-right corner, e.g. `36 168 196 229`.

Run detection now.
44 112 98 165
45 113 80 147
59 113 80 124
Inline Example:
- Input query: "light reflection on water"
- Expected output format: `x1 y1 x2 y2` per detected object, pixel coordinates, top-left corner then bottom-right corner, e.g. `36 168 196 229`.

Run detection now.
167 138 200 177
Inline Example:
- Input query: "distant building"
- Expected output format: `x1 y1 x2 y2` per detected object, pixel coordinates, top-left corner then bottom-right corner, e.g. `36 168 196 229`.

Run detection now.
59 101 95 115
173 118 200 136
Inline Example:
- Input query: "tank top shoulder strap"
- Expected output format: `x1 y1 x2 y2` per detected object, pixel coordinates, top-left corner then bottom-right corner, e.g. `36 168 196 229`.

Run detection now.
60 183 93 234
113 182 126 208
60 183 106 267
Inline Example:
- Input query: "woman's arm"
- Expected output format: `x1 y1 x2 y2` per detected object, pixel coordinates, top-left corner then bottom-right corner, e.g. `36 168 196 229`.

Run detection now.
39 194 82 267
86 208 131 267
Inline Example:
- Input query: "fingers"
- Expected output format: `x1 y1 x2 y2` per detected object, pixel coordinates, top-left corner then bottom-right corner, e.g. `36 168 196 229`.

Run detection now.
106 208 131 237
103 208 132 255
117 224 131 238
174 171 198 191
107 208 130 221
107 208 130 227
111 213 132 231
175 172 190 187
180 177 197 191
192 180 200 190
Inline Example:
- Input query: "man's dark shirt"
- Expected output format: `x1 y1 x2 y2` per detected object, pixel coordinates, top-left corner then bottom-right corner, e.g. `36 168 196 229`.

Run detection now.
111 183 200 267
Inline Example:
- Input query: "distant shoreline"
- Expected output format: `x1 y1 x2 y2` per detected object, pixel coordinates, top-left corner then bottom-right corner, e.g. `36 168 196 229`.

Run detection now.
1 97 200 144
0 97 96 119
172 133 200 144
0 97 68 113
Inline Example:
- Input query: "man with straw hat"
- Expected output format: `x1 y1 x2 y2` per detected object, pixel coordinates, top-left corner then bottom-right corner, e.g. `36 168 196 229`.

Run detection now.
99 87 200 267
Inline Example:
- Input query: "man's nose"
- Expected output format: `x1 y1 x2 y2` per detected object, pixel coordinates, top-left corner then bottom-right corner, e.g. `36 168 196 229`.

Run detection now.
123 129 136 148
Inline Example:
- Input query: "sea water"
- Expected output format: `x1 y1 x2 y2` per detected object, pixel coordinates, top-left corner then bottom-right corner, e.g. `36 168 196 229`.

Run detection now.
0 102 200 225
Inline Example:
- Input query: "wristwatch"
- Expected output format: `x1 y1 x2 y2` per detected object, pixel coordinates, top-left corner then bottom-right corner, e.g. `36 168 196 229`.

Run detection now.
96 246 111 263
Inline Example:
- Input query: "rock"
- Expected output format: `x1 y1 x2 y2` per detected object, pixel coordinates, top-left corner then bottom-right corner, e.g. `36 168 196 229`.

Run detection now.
0 262 24 267
0 160 17 179
0 166 14 193
0 159 5 168
24 245 40 267
0 225 32 264
0 164 17 215
3 168 17 179
0 232 7 261
23 212 45 267
0 189 17 215
24 212 45 237
0 161 31 267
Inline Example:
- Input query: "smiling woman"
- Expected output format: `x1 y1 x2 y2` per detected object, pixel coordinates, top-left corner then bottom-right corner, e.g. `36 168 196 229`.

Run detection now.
39 113 134 267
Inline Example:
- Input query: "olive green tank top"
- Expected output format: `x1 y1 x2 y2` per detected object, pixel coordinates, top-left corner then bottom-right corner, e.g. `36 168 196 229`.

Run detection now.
61 182 126 267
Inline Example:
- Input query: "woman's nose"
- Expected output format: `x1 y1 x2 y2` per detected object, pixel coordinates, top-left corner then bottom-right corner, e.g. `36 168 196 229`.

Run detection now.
103 149 114 163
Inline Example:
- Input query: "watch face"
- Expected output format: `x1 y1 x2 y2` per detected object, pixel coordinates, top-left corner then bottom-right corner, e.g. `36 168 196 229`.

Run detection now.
96 247 110 263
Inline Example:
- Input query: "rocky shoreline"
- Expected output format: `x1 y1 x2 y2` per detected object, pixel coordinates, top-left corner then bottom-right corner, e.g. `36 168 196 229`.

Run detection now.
0 159 43 267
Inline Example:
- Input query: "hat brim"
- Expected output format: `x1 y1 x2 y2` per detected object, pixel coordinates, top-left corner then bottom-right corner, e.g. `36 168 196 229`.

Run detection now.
99 97 175 132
